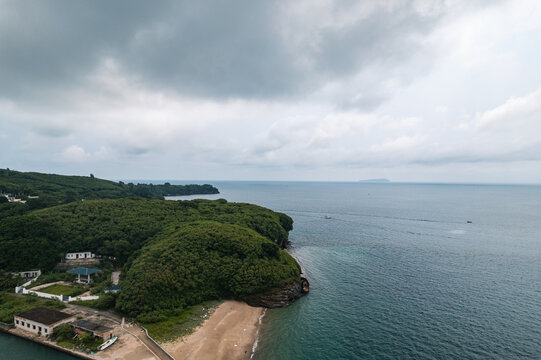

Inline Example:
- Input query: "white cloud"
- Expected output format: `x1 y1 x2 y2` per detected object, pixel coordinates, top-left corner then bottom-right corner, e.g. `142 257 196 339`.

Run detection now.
475 88 541 131
60 145 89 162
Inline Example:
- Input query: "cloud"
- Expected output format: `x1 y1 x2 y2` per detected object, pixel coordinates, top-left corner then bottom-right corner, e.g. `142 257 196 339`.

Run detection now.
1 0 541 182
474 88 541 130
0 0 474 109
60 145 89 162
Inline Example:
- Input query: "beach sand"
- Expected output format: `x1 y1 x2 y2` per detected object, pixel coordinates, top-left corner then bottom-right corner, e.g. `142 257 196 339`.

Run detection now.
162 300 264 360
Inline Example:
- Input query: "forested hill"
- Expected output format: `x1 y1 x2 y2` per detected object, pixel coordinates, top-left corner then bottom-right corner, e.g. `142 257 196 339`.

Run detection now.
0 169 219 207
0 198 299 319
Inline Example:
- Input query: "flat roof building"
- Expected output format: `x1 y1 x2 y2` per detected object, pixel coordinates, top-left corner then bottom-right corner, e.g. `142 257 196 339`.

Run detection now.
66 251 95 260
14 307 75 337
72 320 114 340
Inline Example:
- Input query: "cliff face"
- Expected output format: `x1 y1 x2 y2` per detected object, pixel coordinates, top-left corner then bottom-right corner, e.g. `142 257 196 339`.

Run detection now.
242 277 309 308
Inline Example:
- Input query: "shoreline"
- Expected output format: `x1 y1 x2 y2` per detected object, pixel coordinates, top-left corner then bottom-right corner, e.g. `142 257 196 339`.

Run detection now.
0 325 92 360
161 300 264 360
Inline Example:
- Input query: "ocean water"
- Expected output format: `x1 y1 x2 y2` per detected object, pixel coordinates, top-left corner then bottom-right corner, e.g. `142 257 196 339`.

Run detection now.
170 182 541 359
0 331 78 359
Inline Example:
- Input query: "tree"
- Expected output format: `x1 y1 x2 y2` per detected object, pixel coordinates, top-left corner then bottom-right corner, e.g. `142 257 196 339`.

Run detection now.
53 323 73 342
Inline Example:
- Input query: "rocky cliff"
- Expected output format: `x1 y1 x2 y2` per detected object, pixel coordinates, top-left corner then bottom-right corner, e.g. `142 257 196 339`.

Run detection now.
242 277 309 308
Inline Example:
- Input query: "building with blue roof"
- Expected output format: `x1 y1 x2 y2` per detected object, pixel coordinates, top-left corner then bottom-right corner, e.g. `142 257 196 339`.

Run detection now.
67 267 101 284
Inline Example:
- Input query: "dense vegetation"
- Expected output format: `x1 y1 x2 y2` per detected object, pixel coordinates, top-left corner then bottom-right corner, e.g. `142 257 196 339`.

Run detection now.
117 221 300 319
0 168 218 207
0 198 292 271
0 292 65 323
0 170 299 320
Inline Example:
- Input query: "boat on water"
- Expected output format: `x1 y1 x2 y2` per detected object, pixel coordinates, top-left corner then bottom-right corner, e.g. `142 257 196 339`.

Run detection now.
97 336 118 351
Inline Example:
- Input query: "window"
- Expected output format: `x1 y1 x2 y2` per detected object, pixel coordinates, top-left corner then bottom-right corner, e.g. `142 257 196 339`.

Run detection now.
16 320 19 324
33 325 36 329
21 322 24 326
27 324 30 328
44 329 48 333
39 326 42 331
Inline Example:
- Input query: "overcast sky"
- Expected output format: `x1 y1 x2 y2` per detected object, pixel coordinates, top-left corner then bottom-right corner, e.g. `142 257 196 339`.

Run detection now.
1 0 541 183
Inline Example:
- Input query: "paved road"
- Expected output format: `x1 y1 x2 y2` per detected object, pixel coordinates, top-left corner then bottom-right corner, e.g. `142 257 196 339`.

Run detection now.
111 271 121 285
128 324 174 360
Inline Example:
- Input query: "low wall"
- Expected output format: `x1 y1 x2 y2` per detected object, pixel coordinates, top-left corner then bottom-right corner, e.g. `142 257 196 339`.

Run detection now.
21 274 40 288
16 288 64 301
140 325 175 360
0 321 13 332
68 295 100 302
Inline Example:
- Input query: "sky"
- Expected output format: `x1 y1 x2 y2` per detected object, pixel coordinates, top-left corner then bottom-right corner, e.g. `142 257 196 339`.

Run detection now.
1 0 541 183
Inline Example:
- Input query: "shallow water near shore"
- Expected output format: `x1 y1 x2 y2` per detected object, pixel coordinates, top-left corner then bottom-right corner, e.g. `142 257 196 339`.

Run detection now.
0 331 78 359
171 181 541 359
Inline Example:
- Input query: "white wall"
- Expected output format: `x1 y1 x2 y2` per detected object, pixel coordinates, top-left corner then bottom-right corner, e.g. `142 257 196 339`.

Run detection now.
14 315 74 336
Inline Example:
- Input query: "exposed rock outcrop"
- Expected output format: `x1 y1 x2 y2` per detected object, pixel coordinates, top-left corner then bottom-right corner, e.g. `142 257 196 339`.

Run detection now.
242 277 309 308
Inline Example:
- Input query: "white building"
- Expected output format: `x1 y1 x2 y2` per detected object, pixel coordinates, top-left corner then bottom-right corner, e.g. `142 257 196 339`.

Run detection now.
65 251 95 260
14 307 75 337
18 270 41 279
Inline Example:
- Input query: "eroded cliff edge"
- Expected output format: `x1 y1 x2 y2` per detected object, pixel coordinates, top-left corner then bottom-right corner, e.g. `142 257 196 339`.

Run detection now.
242 276 310 308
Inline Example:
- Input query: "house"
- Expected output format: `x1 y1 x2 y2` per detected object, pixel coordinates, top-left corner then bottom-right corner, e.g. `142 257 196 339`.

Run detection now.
14 307 75 337
104 285 120 294
17 270 41 279
72 320 114 341
67 267 101 284
65 251 95 260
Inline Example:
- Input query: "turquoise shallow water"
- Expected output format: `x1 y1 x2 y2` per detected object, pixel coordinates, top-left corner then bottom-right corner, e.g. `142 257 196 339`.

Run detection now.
171 182 541 359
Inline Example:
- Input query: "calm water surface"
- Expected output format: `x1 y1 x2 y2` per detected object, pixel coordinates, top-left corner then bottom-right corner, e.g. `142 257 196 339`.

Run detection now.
0 331 78 359
172 182 541 359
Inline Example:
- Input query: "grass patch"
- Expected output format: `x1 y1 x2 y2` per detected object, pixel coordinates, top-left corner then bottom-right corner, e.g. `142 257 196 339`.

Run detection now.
0 292 65 323
39 284 84 296
70 293 117 310
58 337 103 353
54 324 103 353
141 300 222 343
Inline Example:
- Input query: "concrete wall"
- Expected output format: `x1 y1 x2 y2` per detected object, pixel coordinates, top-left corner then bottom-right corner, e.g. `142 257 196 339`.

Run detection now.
67 295 99 302
16 288 65 301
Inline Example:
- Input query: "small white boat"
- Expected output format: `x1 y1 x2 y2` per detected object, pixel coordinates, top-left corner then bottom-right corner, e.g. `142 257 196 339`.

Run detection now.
98 336 118 351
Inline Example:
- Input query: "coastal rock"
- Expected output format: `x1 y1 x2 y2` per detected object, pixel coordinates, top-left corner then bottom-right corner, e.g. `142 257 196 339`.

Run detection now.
242 277 309 308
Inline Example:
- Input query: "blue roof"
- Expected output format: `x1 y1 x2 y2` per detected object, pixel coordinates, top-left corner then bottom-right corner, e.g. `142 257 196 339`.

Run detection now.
67 267 101 275
104 285 120 291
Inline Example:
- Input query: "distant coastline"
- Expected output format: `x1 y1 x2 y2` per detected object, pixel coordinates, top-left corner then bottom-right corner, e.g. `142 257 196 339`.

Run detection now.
358 178 390 183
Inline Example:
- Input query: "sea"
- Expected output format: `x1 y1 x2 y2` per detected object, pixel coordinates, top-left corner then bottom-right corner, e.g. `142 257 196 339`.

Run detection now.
4 182 541 359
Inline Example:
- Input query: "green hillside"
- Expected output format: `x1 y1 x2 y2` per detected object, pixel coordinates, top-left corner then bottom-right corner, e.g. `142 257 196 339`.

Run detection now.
0 168 219 206
117 221 299 319
0 170 300 319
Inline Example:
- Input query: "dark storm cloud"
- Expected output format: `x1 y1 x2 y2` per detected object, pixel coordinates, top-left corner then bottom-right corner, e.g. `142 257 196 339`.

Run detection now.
0 0 450 106
0 1 165 101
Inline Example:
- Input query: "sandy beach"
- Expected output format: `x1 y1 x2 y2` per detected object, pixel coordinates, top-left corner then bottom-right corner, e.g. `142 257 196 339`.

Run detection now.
162 301 264 360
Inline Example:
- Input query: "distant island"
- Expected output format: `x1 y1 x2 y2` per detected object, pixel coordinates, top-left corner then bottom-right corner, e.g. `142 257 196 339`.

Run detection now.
358 178 391 183
0 169 307 358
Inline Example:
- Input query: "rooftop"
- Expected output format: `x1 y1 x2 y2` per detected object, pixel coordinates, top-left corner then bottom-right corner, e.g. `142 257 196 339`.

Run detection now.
67 267 101 275
73 319 112 334
16 307 74 326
